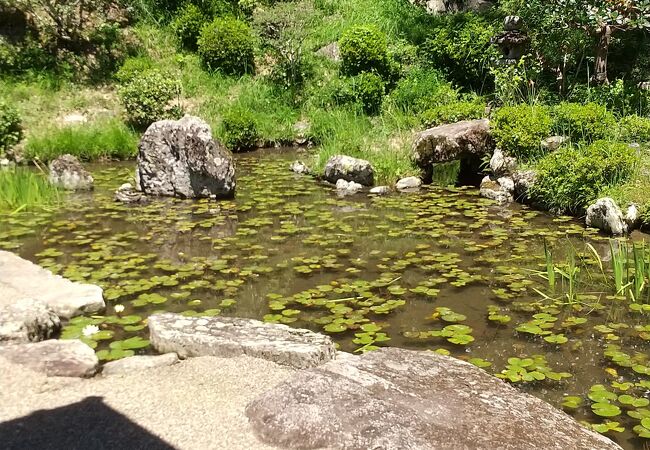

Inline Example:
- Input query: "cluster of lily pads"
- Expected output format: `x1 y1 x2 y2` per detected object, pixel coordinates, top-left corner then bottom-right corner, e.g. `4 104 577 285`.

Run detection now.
0 153 648 446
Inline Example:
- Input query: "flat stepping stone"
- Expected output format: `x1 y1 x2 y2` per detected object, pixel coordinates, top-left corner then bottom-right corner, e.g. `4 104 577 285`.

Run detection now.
148 313 336 369
0 251 104 320
0 339 98 377
102 353 179 376
246 347 621 450
0 287 60 344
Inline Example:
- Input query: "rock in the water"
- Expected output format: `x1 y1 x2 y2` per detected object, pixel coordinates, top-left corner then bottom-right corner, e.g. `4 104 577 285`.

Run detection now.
102 353 179 376
316 42 341 62
0 339 98 377
395 176 422 191
335 179 363 195
586 198 637 235
246 347 620 450
413 119 494 176
512 169 536 201
0 291 60 345
489 148 517 177
324 155 374 186
290 160 310 175
369 186 391 195
541 135 568 152
148 313 336 369
48 154 94 191
137 116 236 199
480 176 514 204
114 183 148 203
0 251 104 319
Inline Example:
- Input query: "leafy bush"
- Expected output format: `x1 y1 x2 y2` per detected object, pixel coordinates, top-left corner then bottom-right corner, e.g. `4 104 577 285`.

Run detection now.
491 105 553 161
114 57 155 83
339 25 389 77
118 70 182 128
420 100 485 127
419 12 499 90
552 102 616 143
384 68 457 114
197 17 255 75
529 141 638 214
221 109 259 151
171 3 206 51
350 72 386 114
0 102 24 156
24 119 138 162
619 115 650 143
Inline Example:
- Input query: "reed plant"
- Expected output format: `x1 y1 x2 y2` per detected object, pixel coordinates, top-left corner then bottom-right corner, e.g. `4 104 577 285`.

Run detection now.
0 168 60 214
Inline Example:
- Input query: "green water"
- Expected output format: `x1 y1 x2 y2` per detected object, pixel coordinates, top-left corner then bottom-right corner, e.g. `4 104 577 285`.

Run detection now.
1 149 649 449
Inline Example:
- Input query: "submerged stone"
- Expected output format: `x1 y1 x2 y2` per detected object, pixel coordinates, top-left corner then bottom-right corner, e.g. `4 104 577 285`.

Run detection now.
395 176 422 191
0 339 98 377
324 155 374 186
148 313 336 369
289 160 310 175
137 116 236 199
369 185 391 195
246 347 621 450
480 176 514 205
114 183 148 204
335 179 363 195
48 154 94 191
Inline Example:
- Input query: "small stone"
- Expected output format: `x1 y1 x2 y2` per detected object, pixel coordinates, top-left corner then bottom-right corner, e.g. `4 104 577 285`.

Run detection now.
504 15 522 31
335 179 363 195
541 135 568 152
512 170 537 201
293 121 310 145
395 176 422 191
48 154 94 191
148 313 336 369
290 161 310 175
324 155 374 186
0 339 98 377
114 183 148 204
480 176 514 204
369 186 391 195
316 42 341 62
489 148 517 177
586 197 635 235
102 353 179 376
62 113 88 125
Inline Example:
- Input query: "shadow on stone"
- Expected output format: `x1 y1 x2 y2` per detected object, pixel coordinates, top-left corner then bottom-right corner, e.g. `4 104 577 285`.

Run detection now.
0 396 176 450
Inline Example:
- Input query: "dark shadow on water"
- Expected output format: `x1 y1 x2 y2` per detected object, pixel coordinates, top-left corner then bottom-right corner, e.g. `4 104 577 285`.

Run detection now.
0 396 176 450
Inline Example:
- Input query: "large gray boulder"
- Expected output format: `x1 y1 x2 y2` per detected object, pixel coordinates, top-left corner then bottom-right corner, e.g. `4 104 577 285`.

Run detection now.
48 154 94 191
0 339 98 377
413 119 494 176
0 251 104 320
246 348 621 450
137 116 236 199
586 197 638 235
148 313 336 369
324 155 374 186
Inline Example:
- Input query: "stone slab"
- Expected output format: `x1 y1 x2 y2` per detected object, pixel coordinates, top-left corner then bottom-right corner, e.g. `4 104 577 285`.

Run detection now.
0 339 98 377
246 347 621 450
102 353 179 376
148 313 336 369
0 286 60 345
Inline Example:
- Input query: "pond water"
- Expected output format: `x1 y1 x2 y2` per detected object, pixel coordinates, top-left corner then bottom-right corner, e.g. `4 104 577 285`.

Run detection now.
1 149 649 449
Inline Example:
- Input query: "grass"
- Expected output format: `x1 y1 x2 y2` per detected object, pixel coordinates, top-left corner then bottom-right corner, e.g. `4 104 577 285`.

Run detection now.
0 168 60 214
24 119 138 162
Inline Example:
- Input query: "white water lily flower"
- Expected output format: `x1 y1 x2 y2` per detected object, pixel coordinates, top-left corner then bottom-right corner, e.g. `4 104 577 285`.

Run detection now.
114 304 125 314
82 324 100 337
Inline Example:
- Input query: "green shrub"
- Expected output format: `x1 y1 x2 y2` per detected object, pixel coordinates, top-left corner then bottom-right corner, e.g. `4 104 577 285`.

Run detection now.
24 119 138 162
350 72 385 114
118 70 182 128
171 4 206 51
115 57 155 83
420 100 485 127
384 68 457 114
618 115 650 143
221 109 259 151
529 141 638 214
552 102 616 143
339 25 389 77
197 18 255 75
419 12 499 90
491 105 553 161
0 102 23 156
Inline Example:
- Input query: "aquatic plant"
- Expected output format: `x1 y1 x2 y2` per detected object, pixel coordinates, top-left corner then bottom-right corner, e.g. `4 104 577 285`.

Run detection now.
0 168 60 214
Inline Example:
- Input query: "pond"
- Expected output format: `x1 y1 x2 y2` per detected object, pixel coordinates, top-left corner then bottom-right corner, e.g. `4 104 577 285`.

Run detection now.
1 149 649 449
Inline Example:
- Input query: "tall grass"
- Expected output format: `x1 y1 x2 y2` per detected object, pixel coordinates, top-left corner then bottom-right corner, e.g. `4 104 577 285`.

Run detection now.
24 119 138 162
0 169 60 214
